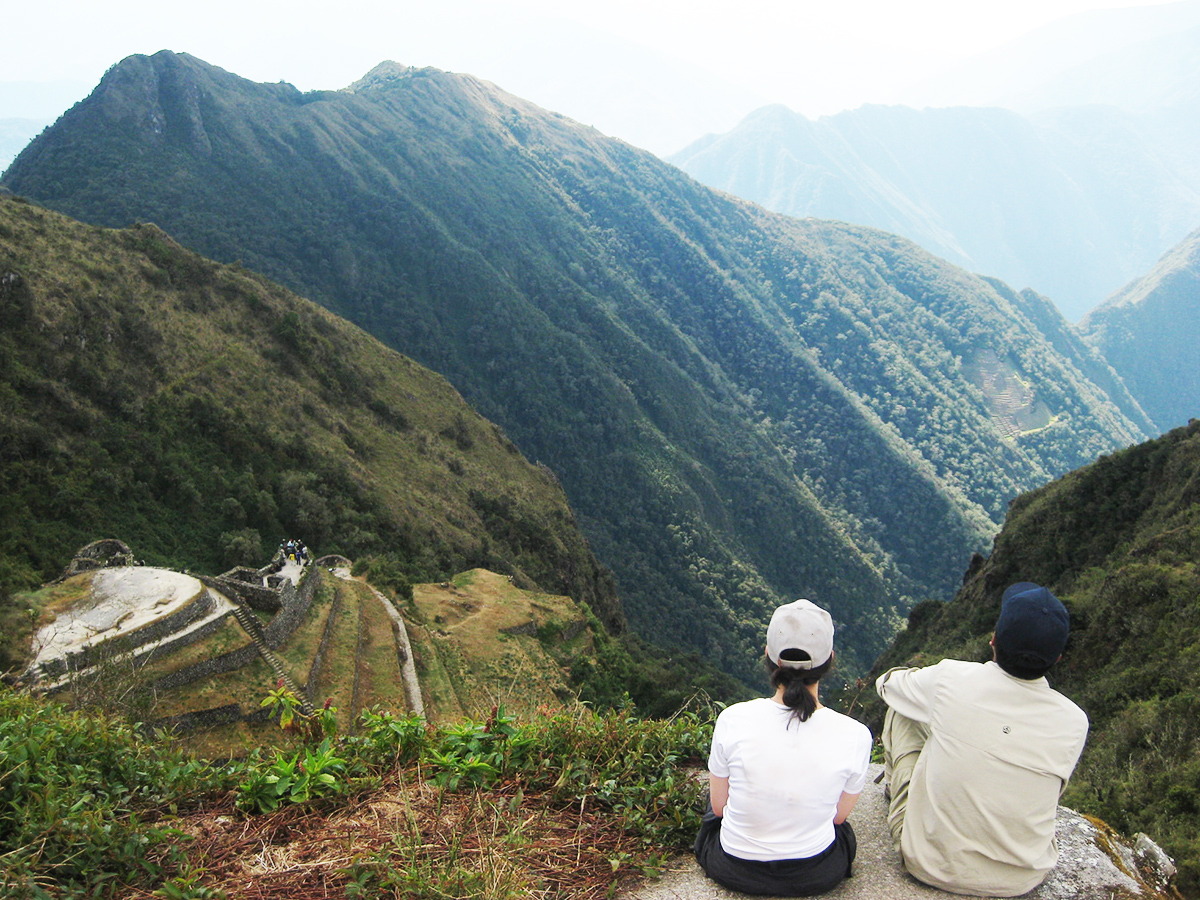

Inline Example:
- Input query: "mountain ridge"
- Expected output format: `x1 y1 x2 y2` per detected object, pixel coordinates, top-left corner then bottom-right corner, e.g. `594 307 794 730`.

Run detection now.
0 190 623 650
670 101 1200 321
1 51 1153 680
1080 225 1200 433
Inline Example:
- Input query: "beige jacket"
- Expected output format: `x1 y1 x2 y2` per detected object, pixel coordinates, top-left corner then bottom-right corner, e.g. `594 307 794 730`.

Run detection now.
877 660 1089 897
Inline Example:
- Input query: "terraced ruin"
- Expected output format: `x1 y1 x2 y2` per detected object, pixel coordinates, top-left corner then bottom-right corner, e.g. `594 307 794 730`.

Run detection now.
964 348 1055 438
18 541 597 754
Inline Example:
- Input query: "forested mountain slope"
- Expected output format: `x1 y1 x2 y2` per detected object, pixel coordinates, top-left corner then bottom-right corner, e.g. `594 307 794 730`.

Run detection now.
670 102 1200 321
1 52 1151 678
0 119 47 174
1080 227 1200 433
863 420 1200 892
0 193 622 649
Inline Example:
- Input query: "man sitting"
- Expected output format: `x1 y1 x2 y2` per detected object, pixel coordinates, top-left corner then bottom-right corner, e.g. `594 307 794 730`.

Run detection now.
875 582 1089 897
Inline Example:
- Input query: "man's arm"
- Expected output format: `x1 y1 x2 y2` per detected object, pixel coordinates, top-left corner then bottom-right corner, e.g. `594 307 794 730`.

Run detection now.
875 663 941 722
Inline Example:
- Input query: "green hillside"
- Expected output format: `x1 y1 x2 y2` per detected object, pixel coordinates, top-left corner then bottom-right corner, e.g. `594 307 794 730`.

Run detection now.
861 420 1200 891
1 52 1152 680
1081 227 1200 433
0 192 623 657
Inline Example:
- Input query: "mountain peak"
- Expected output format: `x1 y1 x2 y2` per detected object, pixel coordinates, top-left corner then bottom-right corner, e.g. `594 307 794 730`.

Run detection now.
345 61 420 94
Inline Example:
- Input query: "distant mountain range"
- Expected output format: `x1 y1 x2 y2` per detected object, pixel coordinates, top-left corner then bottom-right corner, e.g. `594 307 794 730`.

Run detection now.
670 2 1200 325
670 102 1200 321
0 52 1154 680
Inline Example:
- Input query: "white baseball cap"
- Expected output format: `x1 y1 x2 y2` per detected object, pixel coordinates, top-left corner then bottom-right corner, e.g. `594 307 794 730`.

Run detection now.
767 598 834 669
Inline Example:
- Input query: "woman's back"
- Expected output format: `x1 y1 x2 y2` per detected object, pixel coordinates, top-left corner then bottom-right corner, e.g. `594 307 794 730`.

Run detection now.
711 699 872 860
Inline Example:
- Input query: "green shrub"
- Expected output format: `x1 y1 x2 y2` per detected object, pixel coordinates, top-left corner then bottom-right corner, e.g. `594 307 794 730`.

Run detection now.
0 689 225 896
351 555 415 603
344 701 712 849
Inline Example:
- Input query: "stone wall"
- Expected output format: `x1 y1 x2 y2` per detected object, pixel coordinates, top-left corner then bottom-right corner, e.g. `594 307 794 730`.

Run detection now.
143 569 320 697
222 566 268 584
133 606 237 669
199 574 283 613
55 539 137 581
37 588 215 679
152 701 275 735
149 643 261 694
117 587 214 653
264 567 322 650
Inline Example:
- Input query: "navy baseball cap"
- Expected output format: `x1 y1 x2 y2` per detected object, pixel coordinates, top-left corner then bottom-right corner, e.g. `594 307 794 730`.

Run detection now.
995 582 1070 669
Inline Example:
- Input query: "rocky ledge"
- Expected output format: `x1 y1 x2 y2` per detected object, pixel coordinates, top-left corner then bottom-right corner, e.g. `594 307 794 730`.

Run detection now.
621 764 1178 900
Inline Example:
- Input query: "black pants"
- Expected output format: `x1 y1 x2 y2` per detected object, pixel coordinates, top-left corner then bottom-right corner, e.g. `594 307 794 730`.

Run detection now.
693 808 856 897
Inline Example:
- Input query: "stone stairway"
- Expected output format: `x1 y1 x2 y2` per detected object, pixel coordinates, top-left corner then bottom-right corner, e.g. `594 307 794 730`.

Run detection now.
230 602 312 716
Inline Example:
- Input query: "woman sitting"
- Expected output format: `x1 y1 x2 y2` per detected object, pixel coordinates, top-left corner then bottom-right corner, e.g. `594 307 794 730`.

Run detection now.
694 598 872 896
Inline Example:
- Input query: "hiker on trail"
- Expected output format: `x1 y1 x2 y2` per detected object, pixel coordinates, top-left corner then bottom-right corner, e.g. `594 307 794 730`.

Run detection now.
695 599 872 896
875 582 1089 897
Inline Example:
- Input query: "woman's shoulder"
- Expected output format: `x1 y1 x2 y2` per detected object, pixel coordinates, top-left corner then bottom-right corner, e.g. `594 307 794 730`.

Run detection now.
720 696 780 713
716 696 782 723
814 706 873 741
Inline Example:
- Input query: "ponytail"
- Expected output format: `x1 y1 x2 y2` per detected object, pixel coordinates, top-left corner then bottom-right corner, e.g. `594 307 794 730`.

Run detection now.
765 651 834 725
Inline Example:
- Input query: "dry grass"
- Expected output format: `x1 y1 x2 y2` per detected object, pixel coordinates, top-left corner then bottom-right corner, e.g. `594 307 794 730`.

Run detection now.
344 583 407 720
27 573 95 626
311 587 359 718
411 570 588 723
133 773 652 900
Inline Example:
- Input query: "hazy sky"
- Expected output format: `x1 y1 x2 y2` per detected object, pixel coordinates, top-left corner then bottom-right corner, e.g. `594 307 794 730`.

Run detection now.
1 0 1179 154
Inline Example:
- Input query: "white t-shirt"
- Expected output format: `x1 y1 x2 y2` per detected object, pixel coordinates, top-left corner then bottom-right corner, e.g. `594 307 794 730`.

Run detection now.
708 698 872 861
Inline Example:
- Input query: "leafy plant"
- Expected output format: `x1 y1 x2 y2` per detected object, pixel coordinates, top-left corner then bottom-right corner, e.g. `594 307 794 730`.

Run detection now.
425 706 527 790
260 682 338 742
350 707 429 767
154 865 227 900
235 737 349 813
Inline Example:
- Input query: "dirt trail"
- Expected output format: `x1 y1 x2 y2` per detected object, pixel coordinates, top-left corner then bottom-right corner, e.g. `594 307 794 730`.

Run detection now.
331 570 425 721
